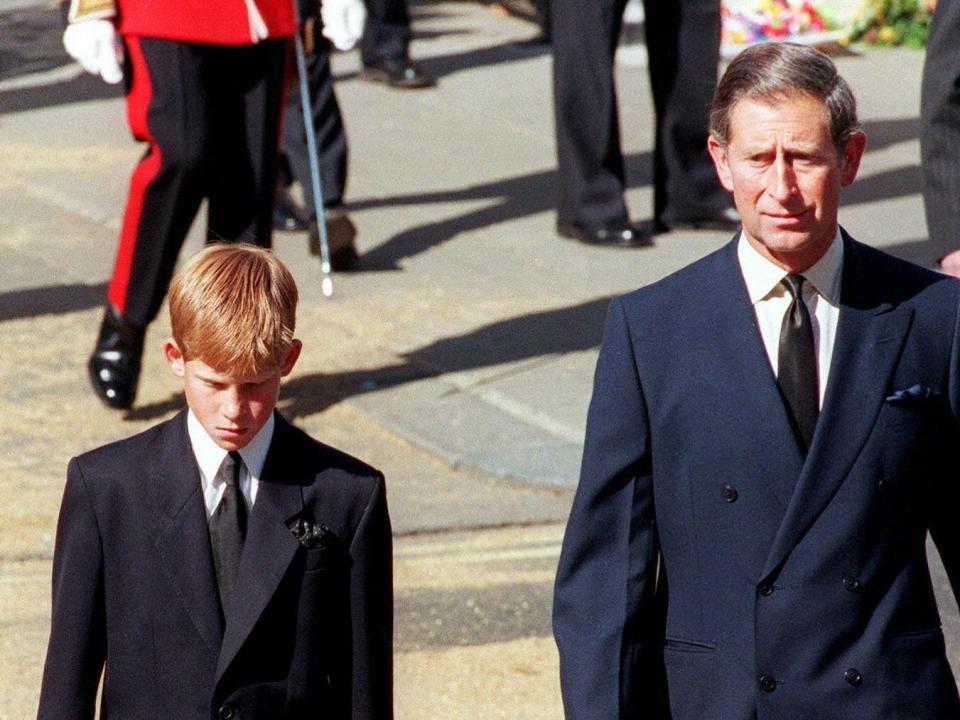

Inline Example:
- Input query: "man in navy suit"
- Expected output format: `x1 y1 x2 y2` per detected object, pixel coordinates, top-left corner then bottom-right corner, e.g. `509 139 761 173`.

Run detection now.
38 244 392 719
554 42 960 719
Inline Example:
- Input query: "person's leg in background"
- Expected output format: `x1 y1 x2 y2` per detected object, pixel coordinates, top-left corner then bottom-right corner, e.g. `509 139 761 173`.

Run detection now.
921 0 960 275
359 0 434 88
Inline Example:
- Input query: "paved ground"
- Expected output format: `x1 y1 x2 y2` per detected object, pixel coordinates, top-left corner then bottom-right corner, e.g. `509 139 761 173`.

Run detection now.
0 1 958 717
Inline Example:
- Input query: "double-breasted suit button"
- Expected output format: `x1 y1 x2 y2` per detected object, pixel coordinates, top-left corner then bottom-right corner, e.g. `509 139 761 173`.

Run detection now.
218 705 236 720
759 674 777 692
758 582 774 597
720 485 738 503
844 668 863 687
842 576 862 593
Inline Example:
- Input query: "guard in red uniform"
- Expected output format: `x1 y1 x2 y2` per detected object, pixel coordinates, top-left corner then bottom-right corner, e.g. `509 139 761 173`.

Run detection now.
64 0 295 409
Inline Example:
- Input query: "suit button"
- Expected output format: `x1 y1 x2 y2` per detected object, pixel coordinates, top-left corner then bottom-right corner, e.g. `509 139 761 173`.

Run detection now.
759 674 777 692
845 668 863 687
758 582 774 597
219 706 235 720
843 576 862 593
720 485 738 503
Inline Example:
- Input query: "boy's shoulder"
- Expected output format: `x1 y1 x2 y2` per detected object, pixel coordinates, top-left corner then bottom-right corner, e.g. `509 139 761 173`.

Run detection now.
268 416 388 539
72 412 180 475
271 415 384 499
276 414 381 478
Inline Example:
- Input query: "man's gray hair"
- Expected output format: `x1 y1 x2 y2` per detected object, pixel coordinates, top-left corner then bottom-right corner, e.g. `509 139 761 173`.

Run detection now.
710 42 861 149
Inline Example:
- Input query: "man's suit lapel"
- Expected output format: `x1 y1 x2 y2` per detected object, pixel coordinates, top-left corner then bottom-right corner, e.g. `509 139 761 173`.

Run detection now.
154 411 224 652
710 241 805 514
760 234 914 579
215 414 305 684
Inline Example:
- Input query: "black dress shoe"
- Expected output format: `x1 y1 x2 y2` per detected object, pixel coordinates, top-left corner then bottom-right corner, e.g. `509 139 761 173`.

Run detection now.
88 306 145 410
308 206 359 271
557 220 654 247
274 185 309 232
655 207 740 233
360 57 436 89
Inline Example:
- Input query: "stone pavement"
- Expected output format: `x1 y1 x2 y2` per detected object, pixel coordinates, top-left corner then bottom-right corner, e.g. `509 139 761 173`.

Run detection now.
0 0 957 717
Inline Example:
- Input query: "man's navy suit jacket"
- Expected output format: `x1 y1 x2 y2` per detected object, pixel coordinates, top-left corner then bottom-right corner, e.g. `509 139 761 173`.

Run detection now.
37 410 392 720
554 233 960 719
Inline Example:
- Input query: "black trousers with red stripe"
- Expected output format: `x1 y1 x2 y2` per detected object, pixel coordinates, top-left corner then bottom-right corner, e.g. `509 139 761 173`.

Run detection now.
109 36 288 327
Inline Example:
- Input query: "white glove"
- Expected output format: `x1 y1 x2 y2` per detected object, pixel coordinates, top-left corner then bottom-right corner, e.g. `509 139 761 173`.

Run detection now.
63 20 124 84
320 0 367 51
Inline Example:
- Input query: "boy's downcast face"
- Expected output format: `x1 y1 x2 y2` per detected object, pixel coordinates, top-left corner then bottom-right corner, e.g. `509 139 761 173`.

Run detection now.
164 339 301 450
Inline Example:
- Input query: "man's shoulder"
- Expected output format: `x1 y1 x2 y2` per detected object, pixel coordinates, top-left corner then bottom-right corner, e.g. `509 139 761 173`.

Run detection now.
616 239 735 314
843 234 960 308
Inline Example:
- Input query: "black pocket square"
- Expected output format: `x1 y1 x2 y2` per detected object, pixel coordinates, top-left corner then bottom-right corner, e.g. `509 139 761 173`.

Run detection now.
287 517 336 550
885 384 940 405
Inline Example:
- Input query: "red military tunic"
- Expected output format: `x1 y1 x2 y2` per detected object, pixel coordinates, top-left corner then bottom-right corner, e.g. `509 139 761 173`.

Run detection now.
115 0 295 44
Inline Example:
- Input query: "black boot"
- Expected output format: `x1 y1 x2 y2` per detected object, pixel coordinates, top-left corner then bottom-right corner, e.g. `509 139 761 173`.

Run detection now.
88 306 145 410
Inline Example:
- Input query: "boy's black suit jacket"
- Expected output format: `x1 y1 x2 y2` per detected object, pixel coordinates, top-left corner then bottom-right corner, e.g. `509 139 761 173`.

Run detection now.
38 410 392 720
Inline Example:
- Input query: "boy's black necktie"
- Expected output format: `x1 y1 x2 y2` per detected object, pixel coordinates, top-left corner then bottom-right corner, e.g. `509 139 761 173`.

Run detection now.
209 451 247 618
778 274 819 451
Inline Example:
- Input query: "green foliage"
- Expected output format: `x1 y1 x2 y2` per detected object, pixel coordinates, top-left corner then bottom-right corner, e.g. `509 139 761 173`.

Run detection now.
845 0 934 47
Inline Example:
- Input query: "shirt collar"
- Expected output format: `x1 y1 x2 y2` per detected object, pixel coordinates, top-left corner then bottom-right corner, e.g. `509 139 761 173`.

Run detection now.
187 409 275 483
737 228 844 306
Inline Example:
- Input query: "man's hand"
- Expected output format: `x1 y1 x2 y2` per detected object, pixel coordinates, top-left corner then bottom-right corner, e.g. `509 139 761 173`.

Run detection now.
63 20 124 84
320 0 367 51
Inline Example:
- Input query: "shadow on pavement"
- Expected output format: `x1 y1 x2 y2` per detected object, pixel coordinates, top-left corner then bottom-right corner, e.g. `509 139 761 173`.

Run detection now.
861 117 920 152
0 282 106 322
352 153 653 270
0 3 69 83
333 36 549 84
0 71 122 115
126 295 611 422
843 164 923 207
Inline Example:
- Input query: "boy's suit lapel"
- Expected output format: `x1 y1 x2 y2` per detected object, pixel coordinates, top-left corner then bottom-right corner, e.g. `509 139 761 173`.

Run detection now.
215 415 306 684
154 411 224 652
760 235 914 580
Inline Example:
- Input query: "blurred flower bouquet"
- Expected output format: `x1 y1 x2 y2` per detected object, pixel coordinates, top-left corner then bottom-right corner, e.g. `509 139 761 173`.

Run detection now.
844 0 935 48
721 0 833 46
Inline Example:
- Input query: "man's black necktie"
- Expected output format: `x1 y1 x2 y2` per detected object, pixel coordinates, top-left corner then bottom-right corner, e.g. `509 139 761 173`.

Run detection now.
778 274 819 451
209 451 247 618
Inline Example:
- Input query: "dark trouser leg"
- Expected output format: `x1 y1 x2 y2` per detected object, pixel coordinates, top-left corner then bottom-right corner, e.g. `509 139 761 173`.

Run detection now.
109 36 209 327
108 37 286 327
205 39 288 246
280 33 348 216
921 0 960 263
643 0 726 225
551 0 629 227
360 0 411 65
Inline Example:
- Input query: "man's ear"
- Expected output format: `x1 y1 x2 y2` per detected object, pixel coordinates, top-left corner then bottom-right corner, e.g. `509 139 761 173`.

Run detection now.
280 339 303 377
840 131 867 187
707 136 734 193
163 339 186 377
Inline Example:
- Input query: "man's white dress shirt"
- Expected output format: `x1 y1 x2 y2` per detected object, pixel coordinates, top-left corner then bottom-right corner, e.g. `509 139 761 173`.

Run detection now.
737 229 844 408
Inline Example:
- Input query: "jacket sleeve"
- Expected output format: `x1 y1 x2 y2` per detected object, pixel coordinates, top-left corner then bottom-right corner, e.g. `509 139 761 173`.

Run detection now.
933 286 960 609
37 458 106 720
349 475 393 720
553 297 667 720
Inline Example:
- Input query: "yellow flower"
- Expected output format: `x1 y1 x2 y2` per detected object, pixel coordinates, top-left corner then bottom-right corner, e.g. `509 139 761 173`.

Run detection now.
878 25 896 42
